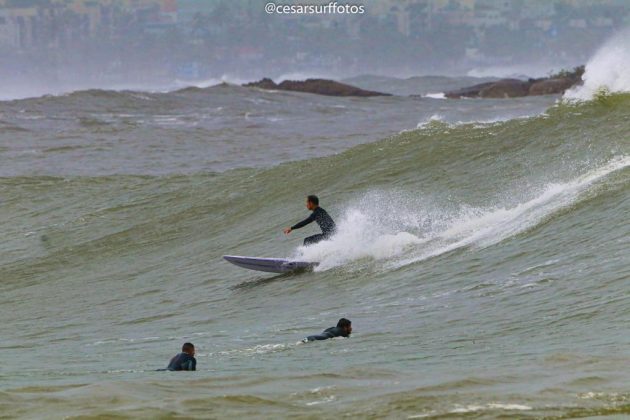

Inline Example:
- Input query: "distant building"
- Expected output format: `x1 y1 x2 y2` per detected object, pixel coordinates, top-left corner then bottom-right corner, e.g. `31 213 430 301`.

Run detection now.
470 4 506 28
0 9 18 47
176 0 212 25
0 6 38 49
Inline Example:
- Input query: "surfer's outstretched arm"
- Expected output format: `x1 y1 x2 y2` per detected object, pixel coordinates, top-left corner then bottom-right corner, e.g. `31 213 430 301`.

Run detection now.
291 213 316 230
284 213 315 234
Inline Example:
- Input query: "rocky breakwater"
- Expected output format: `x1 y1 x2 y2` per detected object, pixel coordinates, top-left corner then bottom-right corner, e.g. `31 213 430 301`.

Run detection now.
244 78 391 97
445 66 584 99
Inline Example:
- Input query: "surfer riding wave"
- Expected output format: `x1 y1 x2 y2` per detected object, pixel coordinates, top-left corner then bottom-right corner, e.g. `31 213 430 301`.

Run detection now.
284 195 336 246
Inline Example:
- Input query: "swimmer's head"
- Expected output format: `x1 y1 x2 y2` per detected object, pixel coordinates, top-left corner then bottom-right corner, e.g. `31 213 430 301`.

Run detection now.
337 318 352 336
182 342 195 356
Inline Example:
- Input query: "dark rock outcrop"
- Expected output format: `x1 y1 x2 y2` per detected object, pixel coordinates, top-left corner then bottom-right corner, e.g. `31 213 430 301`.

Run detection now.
244 78 391 97
445 66 584 99
443 81 496 99
480 79 531 98
528 77 576 96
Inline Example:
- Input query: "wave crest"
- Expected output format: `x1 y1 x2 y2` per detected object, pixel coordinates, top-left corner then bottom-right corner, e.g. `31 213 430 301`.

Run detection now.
564 28 630 101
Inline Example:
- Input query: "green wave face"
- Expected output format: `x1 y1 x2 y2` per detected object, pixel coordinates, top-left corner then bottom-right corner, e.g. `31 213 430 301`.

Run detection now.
0 93 628 418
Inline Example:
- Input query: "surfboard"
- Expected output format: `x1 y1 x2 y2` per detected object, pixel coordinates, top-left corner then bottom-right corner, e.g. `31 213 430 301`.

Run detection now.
223 255 318 273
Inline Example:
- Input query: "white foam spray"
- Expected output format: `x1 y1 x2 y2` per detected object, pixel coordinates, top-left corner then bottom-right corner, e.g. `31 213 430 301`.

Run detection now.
423 92 446 99
416 114 444 128
293 156 629 271
564 28 630 100
173 74 250 89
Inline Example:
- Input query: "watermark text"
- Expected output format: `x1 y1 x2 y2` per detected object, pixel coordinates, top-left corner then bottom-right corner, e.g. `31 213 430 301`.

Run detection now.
265 2 365 15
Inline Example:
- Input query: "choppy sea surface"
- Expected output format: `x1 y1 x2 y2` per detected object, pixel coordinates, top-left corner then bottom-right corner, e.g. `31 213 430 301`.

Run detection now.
1 38 629 419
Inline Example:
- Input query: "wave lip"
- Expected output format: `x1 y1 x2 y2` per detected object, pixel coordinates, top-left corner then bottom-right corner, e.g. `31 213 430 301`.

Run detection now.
394 155 629 269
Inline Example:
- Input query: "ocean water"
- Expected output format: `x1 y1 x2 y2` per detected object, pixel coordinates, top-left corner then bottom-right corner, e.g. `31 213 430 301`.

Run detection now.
1 42 629 418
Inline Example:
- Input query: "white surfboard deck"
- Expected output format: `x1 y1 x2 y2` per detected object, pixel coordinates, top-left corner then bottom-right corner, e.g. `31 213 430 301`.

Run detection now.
223 255 318 274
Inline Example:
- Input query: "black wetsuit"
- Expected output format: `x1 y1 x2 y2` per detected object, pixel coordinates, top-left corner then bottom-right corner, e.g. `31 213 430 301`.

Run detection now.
305 326 349 342
291 207 336 246
166 352 196 371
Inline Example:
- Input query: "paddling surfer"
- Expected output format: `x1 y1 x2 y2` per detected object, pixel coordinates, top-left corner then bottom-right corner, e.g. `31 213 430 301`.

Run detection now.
284 195 336 246
303 318 352 342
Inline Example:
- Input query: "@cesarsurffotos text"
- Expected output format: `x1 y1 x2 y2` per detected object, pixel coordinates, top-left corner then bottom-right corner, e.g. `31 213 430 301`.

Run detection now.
265 2 365 15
